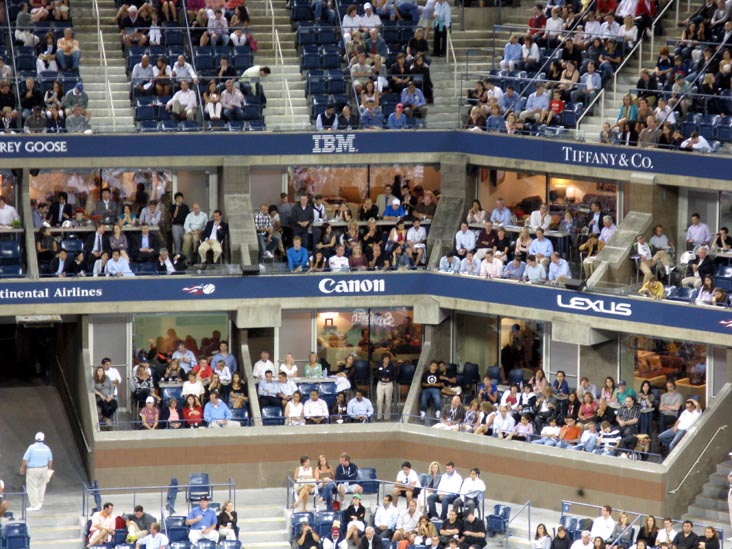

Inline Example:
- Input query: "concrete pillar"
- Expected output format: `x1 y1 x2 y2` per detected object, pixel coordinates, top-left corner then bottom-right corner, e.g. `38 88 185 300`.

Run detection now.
21 170 39 278
221 159 254 266
579 338 619 391
427 155 469 267
589 211 652 286
627 183 679 243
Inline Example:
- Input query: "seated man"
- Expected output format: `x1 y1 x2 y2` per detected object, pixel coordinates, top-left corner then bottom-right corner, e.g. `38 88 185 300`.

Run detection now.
400 81 427 127
166 79 198 121
139 201 162 226
553 416 582 448
503 257 526 279
571 62 601 113
66 104 91 133
519 82 549 123
351 52 374 95
88 502 116 547
360 99 384 129
420 361 443 418
459 250 480 275
316 102 339 130
297 519 321 549
581 215 617 278
634 233 671 281
276 371 298 408
392 499 421 543
329 245 350 272
56 27 81 71
406 219 427 265
570 421 599 453
106 249 134 277
474 221 497 261
198 209 228 264
455 222 476 258
523 254 547 283
287 236 309 272
439 251 461 273
62 82 89 117
120 5 149 48
203 390 238 428
529 203 551 231
135 522 168 549
125 505 156 543
438 510 463 542
221 79 245 121
460 510 487 549
547 251 570 284
682 246 714 289
432 395 464 430
453 469 485 518
382 198 405 220
347 390 374 423
427 462 463 520
589 505 616 542
392 462 421 507
478 250 503 279
658 398 701 452
304 389 329 424
50 248 74 277
258 370 281 408
133 223 159 263
186 496 219 543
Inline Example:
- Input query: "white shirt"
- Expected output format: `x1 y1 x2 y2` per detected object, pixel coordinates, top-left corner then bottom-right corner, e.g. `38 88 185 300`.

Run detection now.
214 366 232 384
676 408 701 431
329 255 350 272
494 413 515 434
436 471 463 496
459 477 486 498
184 211 208 232
104 366 122 396
655 528 678 546
455 229 476 251
545 16 564 37
570 540 593 549
303 397 329 418
359 11 382 28
407 226 427 248
106 257 134 277
395 468 421 488
530 210 551 231
590 516 616 541
0 204 20 225
374 504 400 530
479 257 503 278
167 88 197 110
396 508 421 532
138 532 169 549
252 359 274 380
280 363 298 377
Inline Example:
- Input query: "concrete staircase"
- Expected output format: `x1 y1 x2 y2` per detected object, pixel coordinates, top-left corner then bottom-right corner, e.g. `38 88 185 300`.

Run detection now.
72 0 136 132
683 457 732 535
25 507 82 549
246 0 311 129
577 6 693 141
428 6 533 128
240 488 290 549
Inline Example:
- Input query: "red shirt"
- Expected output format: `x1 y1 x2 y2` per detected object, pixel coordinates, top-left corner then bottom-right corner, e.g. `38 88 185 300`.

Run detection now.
528 14 546 34
192 364 213 379
550 99 565 114
183 405 203 426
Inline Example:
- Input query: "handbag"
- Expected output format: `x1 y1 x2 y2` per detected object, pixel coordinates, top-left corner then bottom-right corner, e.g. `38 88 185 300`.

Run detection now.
249 35 259 52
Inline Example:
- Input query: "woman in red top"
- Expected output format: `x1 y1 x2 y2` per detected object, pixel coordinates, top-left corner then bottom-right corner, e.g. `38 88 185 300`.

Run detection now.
577 391 599 425
183 395 204 427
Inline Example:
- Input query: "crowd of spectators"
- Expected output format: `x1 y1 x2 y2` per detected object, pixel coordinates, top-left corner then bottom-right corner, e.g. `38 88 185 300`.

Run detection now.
1 0 87 133
419 362 703 459
37 189 229 275
256 180 437 271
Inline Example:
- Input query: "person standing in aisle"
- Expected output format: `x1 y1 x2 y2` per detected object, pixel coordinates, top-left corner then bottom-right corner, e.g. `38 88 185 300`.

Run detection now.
19 432 53 512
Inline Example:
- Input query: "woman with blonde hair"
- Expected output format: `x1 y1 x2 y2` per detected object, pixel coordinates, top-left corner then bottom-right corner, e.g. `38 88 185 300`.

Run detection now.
417 461 441 512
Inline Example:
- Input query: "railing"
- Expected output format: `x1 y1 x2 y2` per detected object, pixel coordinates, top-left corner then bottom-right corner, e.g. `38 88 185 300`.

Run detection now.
668 424 728 494
447 28 458 98
4 0 22 133
650 0 681 62
504 500 532 549
275 30 295 118
54 355 93 455
91 0 116 131
576 88 605 132
612 39 643 105
82 479 236 518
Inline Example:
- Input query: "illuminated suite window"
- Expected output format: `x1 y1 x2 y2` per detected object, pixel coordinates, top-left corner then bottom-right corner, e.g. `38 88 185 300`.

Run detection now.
316 308 422 369
133 313 230 362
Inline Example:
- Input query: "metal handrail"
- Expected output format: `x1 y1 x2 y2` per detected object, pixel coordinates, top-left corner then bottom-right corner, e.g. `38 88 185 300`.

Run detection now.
668 424 728 494
504 500 532 549
274 29 294 118
576 88 605 132
4 0 22 132
54 355 92 454
612 39 642 105
651 0 683 61
92 0 115 131
179 2 205 123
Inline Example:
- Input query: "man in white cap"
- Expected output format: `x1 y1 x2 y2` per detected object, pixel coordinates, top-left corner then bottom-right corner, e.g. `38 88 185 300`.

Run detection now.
382 198 405 220
20 432 53 511
360 3 382 31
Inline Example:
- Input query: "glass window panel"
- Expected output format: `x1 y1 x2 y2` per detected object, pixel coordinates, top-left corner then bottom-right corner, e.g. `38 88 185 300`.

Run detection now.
133 312 229 360
477 170 546 225
499 318 545 375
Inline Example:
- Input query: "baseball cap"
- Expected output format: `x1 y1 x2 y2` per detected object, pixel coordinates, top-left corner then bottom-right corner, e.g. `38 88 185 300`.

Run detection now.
35 432 45 442
392 198 400 205
618 380 626 386
75 82 84 91
353 494 362 499
200 495 209 501
364 2 372 8
145 396 155 404
128 4 138 11
396 103 404 110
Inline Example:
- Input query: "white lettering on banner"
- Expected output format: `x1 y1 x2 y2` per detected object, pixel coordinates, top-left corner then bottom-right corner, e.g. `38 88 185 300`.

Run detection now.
318 278 385 294
0 141 68 154
561 146 654 170
312 134 358 154
0 286 102 300
556 295 632 317
351 308 395 327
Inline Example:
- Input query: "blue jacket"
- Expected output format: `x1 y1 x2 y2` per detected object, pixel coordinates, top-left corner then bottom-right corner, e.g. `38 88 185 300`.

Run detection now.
287 246 309 270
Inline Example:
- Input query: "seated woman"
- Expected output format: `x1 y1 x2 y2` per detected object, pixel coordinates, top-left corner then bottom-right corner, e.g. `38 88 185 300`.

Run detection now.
93 365 118 426
182 394 204 427
335 354 356 390
132 365 158 407
161 359 184 382
140 396 159 430
348 245 369 271
506 413 534 441
217 500 238 541
280 353 298 377
565 391 580 420
182 371 205 401
36 226 58 264
118 203 137 227
330 392 348 424
206 373 223 401
285 390 306 426
160 397 183 429
292 455 317 511
228 372 249 410
361 219 382 261
109 224 130 261
316 223 337 258
577 391 599 426
309 251 328 273
314 454 335 505
609 512 633 549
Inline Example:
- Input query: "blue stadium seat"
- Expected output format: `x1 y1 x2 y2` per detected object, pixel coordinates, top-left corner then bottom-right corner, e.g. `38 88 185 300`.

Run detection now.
561 102 583 127
307 70 326 95
291 512 315 540
15 55 36 72
193 540 216 549
242 104 262 121
219 542 242 549
356 467 378 494
297 22 317 46
231 407 249 426
227 121 245 131
679 113 701 137
291 0 313 20
234 53 253 71
325 72 346 94
169 542 191 549
698 114 720 140
113 529 128 545
716 117 731 141
667 287 697 302
135 105 156 121
181 120 201 132
161 120 180 131
187 473 212 502
461 362 480 395
714 264 732 292
300 45 320 70
139 120 159 132
261 406 284 425
316 25 337 45
165 516 187 530
164 29 184 46
319 45 340 69
487 505 511 536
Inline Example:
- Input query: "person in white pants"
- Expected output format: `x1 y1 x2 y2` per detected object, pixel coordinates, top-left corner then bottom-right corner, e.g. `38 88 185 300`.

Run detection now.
19 432 53 511
187 497 220 544
375 354 396 421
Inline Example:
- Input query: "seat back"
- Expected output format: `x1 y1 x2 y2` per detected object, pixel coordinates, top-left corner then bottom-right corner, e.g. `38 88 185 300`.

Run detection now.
357 467 378 494
187 472 211 502
166 478 179 515
261 405 284 425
